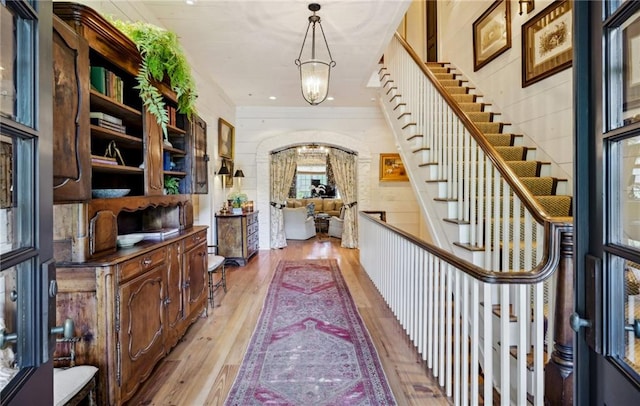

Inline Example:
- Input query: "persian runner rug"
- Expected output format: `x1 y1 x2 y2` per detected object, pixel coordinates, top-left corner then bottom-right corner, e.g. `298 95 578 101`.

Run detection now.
225 259 396 405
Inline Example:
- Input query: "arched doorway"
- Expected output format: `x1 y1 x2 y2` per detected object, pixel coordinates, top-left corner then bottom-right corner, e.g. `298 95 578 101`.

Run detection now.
255 130 372 249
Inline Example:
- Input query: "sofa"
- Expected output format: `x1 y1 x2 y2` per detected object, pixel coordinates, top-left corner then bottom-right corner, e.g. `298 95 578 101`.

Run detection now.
285 198 343 217
283 207 316 240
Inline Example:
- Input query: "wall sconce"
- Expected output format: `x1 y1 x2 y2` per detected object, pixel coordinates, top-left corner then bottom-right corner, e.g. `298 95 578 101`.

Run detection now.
518 0 534 15
233 169 245 191
217 160 230 190
295 3 336 105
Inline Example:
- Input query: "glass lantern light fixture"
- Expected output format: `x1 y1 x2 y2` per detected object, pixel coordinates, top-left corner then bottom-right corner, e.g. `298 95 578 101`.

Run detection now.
295 3 336 105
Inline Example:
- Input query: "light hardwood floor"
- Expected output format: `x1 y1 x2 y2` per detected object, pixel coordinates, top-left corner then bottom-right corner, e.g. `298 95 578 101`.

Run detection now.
126 238 450 405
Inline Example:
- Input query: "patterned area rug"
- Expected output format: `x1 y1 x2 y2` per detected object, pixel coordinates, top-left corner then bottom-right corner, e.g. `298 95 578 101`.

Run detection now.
225 259 396 405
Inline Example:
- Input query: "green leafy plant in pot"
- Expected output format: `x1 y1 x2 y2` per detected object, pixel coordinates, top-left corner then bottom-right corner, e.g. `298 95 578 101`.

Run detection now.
164 176 180 195
108 18 197 139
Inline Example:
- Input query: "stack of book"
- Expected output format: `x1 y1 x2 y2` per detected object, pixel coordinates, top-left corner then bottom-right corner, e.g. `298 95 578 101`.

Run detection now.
90 112 126 134
90 66 124 103
91 154 118 166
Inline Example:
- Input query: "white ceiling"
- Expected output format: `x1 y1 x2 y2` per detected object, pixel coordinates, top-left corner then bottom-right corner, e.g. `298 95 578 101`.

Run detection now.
113 0 411 108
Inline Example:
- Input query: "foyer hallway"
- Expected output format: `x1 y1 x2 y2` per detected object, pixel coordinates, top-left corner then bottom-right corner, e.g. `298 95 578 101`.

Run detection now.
126 238 450 405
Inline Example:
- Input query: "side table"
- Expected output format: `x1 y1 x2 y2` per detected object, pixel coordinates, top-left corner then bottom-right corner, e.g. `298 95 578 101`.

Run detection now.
314 213 330 239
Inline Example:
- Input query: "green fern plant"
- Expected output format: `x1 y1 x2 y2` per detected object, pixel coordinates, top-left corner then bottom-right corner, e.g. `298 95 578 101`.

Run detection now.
109 18 197 138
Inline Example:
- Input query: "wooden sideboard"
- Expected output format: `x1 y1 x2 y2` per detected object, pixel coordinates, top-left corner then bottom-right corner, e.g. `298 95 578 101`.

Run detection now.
55 226 208 405
215 211 259 266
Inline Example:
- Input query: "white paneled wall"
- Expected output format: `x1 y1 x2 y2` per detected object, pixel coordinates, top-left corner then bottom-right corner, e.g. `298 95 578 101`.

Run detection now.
438 0 574 185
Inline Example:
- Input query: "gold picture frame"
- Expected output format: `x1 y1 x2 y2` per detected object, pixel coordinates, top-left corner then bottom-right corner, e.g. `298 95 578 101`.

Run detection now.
473 0 511 72
522 0 573 87
218 118 234 159
379 153 408 182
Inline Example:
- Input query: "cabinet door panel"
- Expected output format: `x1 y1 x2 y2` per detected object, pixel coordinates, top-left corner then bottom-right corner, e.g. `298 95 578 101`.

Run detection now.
144 111 164 195
165 241 183 349
118 266 166 402
185 241 207 317
191 115 208 194
217 217 243 258
52 16 91 202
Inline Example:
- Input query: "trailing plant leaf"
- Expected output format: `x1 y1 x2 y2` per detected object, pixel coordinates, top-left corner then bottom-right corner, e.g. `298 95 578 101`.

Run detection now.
136 59 169 137
108 18 197 138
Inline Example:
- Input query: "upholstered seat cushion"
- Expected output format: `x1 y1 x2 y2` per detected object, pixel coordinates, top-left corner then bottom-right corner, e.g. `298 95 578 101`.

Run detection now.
208 254 225 271
54 365 98 406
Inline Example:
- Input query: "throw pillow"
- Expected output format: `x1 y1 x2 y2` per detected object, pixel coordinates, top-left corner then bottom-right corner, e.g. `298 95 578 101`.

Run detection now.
306 202 315 218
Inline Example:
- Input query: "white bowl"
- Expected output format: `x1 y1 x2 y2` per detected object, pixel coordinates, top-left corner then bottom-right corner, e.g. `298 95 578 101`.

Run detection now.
117 233 144 248
92 188 131 198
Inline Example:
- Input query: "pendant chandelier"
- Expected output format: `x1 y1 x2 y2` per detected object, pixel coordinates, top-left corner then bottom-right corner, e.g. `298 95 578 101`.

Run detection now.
295 3 336 105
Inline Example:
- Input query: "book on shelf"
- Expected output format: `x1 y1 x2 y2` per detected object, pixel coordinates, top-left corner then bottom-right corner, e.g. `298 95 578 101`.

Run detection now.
90 66 106 94
90 66 124 103
90 112 123 126
91 154 118 166
91 118 126 134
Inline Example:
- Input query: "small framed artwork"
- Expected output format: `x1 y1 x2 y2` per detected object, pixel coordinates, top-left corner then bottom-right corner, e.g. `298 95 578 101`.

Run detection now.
522 0 573 87
218 118 234 159
379 153 408 182
473 0 511 72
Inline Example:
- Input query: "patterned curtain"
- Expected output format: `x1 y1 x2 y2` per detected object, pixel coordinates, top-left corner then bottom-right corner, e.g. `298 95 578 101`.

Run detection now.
270 149 298 248
326 154 336 197
329 149 358 248
288 167 298 198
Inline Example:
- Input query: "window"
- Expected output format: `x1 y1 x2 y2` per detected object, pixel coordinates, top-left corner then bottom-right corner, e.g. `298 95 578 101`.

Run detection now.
0 0 51 399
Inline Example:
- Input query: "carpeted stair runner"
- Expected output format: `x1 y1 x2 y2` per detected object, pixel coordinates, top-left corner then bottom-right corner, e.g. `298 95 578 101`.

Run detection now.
414 62 573 272
425 62 572 221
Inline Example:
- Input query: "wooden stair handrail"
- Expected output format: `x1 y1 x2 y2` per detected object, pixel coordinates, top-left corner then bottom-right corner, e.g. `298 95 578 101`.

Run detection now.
360 211 571 284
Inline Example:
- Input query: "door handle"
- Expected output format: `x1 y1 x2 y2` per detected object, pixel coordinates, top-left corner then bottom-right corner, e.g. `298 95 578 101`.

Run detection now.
625 320 640 339
570 312 592 332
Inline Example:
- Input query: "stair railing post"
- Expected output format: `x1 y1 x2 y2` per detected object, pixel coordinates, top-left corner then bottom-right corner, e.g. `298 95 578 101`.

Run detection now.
544 229 574 405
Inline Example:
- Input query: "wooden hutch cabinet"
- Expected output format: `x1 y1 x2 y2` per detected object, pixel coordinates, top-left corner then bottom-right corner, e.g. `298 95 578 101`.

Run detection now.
215 211 259 266
51 3 209 404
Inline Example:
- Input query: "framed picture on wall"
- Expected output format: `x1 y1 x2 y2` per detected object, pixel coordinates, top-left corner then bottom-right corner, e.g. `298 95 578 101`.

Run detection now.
379 153 408 182
522 0 573 87
472 0 511 71
218 118 234 159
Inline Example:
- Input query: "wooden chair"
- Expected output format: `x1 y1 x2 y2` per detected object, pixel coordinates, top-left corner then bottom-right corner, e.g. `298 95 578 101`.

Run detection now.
53 319 98 406
207 245 227 311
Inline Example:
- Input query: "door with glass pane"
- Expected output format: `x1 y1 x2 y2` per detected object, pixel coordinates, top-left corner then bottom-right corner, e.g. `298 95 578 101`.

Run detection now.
575 0 640 403
0 1 53 404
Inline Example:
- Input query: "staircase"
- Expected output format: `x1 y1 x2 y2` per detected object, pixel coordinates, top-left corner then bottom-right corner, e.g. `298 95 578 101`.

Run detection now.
367 34 575 405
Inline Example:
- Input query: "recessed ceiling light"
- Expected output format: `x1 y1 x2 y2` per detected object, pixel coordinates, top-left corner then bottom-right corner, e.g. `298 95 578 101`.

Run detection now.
269 96 277 100
185 0 196 5
326 96 334 101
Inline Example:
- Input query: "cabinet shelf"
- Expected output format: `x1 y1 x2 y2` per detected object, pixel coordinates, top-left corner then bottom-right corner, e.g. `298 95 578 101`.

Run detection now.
164 170 187 177
167 124 186 136
91 125 143 147
90 90 142 123
163 145 186 155
92 163 144 174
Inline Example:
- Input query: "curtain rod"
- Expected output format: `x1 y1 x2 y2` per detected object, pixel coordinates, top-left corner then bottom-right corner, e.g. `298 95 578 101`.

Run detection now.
271 145 357 155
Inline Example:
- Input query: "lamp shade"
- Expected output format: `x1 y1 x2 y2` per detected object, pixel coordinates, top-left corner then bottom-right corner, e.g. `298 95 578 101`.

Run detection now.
234 169 245 178
218 161 230 176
